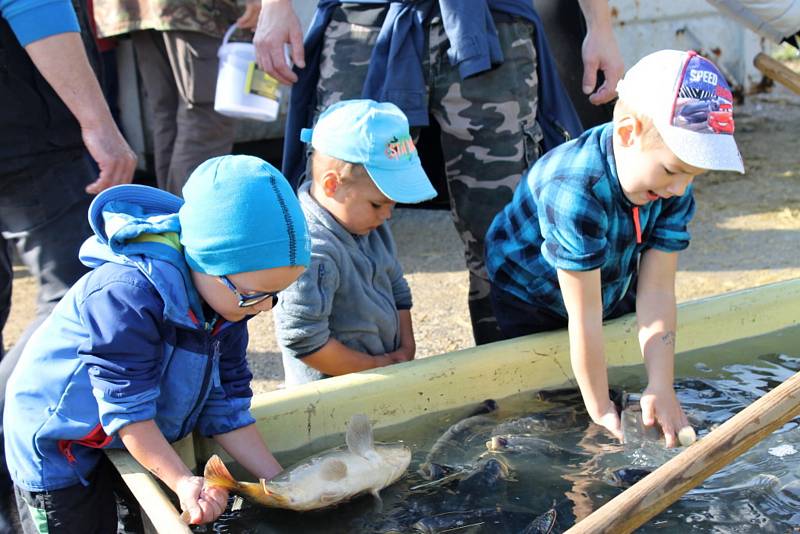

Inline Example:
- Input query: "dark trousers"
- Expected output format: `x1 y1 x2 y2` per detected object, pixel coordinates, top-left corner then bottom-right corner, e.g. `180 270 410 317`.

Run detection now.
0 151 94 532
14 455 143 534
131 29 235 196
490 280 638 339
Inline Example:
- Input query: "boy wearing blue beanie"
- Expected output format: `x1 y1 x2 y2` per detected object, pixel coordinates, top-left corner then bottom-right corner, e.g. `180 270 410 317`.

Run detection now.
273 99 436 385
4 155 310 531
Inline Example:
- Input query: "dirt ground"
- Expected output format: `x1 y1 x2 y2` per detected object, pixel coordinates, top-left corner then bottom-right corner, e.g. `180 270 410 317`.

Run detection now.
5 62 800 395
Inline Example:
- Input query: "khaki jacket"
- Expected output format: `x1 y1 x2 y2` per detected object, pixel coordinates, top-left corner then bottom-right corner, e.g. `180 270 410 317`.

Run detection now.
93 0 241 38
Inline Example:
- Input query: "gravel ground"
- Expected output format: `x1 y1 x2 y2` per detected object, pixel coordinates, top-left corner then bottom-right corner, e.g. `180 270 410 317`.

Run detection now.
5 75 800 396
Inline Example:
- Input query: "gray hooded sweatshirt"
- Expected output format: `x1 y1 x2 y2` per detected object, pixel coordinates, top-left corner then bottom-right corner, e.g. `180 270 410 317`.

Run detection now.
273 182 412 386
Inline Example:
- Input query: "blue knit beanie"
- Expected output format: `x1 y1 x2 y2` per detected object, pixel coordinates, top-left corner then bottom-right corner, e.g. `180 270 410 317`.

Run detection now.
179 155 310 275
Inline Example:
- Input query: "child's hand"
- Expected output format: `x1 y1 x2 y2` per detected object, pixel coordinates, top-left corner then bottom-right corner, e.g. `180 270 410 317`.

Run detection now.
592 401 624 442
640 385 691 448
387 346 415 363
177 475 229 525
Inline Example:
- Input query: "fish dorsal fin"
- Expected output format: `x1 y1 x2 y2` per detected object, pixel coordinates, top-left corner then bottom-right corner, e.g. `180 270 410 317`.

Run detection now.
345 414 374 459
320 458 348 481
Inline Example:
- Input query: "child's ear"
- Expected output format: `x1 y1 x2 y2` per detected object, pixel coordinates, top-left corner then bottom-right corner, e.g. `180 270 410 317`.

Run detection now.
320 170 342 197
615 115 644 148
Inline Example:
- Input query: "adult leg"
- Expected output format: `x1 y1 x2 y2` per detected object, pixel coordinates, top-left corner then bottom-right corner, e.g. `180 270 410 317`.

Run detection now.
162 30 235 196
0 239 10 360
428 17 543 345
304 5 386 186
0 151 93 533
131 30 180 191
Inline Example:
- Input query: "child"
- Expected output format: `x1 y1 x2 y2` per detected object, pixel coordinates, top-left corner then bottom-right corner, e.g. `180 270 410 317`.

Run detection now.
485 50 744 447
4 155 310 531
273 99 437 386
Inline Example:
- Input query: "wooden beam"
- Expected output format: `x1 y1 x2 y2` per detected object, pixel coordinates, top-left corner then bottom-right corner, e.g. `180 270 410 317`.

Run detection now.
107 449 192 534
754 52 800 95
566 369 800 533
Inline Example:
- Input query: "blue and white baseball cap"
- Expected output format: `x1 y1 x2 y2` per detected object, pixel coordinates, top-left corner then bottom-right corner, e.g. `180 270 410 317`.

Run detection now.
300 99 437 203
616 50 744 173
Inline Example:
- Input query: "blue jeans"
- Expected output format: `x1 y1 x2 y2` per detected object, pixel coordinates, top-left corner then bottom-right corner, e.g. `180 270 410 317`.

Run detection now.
0 150 94 531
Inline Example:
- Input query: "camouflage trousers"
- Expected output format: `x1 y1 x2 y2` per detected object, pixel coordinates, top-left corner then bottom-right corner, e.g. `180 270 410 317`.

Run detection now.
315 7 543 345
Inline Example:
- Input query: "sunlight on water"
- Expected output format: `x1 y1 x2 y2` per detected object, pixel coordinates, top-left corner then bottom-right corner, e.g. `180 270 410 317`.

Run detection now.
199 326 800 533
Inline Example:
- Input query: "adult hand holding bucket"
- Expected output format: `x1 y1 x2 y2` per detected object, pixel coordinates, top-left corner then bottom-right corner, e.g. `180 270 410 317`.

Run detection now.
215 24 288 122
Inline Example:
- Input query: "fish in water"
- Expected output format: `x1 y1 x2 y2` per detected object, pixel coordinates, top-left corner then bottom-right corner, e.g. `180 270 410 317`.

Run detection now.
455 457 510 505
202 414 411 512
419 399 498 480
486 434 587 458
521 506 558 534
605 467 652 488
411 507 545 534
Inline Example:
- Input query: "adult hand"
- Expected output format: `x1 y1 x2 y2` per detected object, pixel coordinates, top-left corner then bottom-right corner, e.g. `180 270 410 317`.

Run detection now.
640 385 691 448
253 0 305 84
81 119 137 195
592 400 624 442
176 475 228 525
581 24 625 105
237 0 262 30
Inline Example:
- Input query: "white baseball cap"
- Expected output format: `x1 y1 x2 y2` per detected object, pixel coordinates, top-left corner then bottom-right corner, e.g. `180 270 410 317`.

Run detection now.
616 50 744 174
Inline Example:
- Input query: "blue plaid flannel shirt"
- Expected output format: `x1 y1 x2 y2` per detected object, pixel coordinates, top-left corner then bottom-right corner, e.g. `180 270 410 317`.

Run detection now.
485 122 696 319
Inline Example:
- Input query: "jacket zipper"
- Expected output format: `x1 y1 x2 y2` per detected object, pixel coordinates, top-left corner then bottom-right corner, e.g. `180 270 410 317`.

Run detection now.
177 337 219 438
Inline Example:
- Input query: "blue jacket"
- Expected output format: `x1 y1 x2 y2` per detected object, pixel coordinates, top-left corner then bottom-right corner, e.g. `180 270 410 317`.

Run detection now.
282 0 583 188
4 186 255 492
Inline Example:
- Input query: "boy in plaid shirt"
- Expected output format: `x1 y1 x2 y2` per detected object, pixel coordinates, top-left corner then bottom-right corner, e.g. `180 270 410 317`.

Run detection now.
485 50 744 447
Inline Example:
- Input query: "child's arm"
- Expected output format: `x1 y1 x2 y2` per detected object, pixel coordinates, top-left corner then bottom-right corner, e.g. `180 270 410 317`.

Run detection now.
118 420 227 525
636 249 690 448
557 268 623 440
213 424 282 480
300 339 398 375
391 309 416 363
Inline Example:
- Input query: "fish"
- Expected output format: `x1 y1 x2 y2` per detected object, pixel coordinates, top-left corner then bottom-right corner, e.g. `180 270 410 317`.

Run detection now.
202 414 411 512
605 467 653 488
486 434 587 458
521 506 558 534
419 399 498 480
410 507 538 534
455 457 510 505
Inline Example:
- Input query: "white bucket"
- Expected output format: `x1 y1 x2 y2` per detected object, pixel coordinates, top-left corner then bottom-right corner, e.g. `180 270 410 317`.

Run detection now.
214 24 281 122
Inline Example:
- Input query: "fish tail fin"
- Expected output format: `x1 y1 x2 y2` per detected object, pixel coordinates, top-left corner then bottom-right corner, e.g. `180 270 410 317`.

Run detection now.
203 454 236 490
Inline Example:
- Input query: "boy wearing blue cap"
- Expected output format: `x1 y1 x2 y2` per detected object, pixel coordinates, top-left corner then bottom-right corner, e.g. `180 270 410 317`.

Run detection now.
485 50 744 447
273 99 437 386
4 155 310 531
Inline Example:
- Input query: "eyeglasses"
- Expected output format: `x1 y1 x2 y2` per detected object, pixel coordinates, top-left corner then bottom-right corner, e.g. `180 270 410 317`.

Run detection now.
218 275 279 308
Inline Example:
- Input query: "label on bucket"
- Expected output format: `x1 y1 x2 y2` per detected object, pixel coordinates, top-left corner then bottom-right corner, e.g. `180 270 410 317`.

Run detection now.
245 62 280 101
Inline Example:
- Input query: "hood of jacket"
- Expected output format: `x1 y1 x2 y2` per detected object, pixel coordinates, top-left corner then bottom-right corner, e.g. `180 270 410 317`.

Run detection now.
79 184 204 329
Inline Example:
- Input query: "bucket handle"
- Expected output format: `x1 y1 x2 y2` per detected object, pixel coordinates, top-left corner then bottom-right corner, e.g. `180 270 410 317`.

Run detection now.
222 23 238 47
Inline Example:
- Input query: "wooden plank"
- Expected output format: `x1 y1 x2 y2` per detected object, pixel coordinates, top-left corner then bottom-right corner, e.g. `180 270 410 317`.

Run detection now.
565 369 800 533
754 52 800 95
106 449 191 534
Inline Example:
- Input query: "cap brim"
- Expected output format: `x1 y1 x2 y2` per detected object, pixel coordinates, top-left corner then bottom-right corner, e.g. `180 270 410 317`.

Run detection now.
363 161 437 204
658 125 745 174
